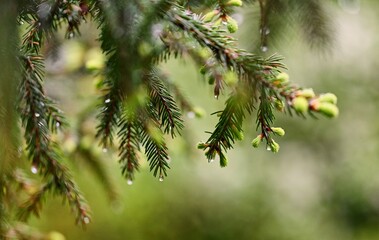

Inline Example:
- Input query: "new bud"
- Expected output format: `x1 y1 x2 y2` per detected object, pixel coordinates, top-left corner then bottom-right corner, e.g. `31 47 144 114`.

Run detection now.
224 71 238 86
226 0 243 7
197 142 207 149
275 72 289 83
317 102 339 118
193 107 206 118
292 97 309 113
220 154 228 167
296 88 315 98
274 99 284 112
319 93 337 104
226 16 238 33
269 140 280 153
251 135 262 148
232 126 244 141
271 127 285 137
203 10 219 22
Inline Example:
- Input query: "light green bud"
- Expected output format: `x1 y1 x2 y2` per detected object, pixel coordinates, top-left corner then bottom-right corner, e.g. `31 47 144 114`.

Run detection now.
274 99 284 112
317 102 339 118
319 93 337 104
47 231 66 240
270 140 280 153
226 0 243 7
220 154 228 167
226 16 238 33
297 88 315 98
197 142 207 149
292 97 309 113
193 107 206 118
275 72 289 83
203 10 219 22
224 71 238 86
271 127 285 137
232 126 244 141
251 135 262 148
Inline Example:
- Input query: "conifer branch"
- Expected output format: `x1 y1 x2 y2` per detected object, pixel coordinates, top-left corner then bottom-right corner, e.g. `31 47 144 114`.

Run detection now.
145 70 184 137
140 110 170 180
118 110 141 182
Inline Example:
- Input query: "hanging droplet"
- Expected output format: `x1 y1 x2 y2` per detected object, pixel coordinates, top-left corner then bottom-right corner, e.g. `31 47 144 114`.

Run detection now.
159 176 164 182
35 113 40 117
105 98 111 103
68 32 74 39
31 165 38 174
214 95 218 99
56 122 61 128
266 145 272 151
208 159 214 163
187 111 195 119
261 46 268 52
102 148 108 153
83 216 90 224
265 28 270 35
20 21 24 25
127 179 133 185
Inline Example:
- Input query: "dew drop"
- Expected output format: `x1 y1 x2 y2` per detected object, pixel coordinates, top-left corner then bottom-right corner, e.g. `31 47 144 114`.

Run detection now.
208 159 214 163
265 28 270 35
266 145 272 151
83 216 90 224
56 122 61 128
187 111 195 119
105 98 111 103
35 113 40 117
102 148 108 153
127 179 133 185
214 95 218 99
20 21 24 25
31 165 38 174
159 176 164 182
68 32 74 39
261 46 268 52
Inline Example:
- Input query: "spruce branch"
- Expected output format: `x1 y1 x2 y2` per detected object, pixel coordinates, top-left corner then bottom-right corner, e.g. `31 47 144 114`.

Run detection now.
140 109 170 180
145 70 184 137
118 110 141 182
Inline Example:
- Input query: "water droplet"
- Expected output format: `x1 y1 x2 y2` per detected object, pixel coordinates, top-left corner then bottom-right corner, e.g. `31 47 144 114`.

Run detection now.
266 145 272 151
35 113 40 117
105 98 111 103
261 46 268 52
31 165 38 174
159 176 164 182
222 20 227 26
187 111 195 119
214 95 218 99
102 148 108 153
20 21 24 25
265 28 270 35
68 32 74 39
83 216 90 224
127 179 133 185
56 122 61 128
208 159 214 163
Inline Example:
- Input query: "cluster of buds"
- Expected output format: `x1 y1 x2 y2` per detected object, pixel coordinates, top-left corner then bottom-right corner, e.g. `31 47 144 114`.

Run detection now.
292 89 338 118
202 0 242 33
251 127 285 153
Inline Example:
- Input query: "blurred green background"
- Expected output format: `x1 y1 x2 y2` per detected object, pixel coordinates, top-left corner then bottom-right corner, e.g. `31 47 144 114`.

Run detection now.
28 1 379 239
